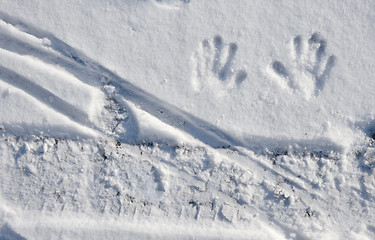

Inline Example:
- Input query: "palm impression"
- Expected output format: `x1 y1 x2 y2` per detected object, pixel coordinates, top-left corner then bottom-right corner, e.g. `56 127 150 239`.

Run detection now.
269 32 336 99
191 35 247 94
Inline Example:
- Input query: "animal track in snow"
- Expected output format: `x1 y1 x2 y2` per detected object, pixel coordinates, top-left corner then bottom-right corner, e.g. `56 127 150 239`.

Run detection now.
269 32 337 99
191 35 247 94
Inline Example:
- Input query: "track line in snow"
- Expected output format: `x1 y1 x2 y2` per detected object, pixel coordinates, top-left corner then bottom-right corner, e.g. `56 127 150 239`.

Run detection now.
0 65 95 128
0 48 104 121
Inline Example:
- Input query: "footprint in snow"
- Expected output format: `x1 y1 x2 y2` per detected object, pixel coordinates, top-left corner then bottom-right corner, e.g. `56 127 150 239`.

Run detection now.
269 32 337 100
191 35 247 94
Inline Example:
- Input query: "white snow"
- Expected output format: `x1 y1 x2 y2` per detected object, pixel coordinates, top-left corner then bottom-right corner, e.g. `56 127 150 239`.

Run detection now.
0 0 374 239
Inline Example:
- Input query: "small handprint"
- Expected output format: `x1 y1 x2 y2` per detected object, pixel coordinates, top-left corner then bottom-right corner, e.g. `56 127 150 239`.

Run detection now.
269 32 337 99
191 35 247 94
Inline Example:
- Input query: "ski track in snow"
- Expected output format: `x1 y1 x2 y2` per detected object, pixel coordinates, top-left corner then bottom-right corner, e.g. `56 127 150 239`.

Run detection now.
0 65 94 128
0 11 374 239
269 32 337 100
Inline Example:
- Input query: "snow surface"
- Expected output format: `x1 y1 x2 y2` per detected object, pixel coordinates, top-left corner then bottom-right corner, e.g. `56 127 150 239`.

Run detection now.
0 0 374 239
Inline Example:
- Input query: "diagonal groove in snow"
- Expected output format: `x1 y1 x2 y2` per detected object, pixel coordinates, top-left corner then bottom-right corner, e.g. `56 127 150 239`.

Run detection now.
241 152 307 191
0 65 95 129
0 32 99 88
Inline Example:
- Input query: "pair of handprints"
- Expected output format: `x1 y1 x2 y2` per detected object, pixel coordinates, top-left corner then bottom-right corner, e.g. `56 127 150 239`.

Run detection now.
192 33 336 100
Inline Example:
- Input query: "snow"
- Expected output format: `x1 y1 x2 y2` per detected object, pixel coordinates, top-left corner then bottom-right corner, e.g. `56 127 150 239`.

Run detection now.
0 0 374 239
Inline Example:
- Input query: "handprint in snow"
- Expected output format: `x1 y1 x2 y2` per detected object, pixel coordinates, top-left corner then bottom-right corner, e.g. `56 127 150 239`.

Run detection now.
269 32 337 99
191 35 247 94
